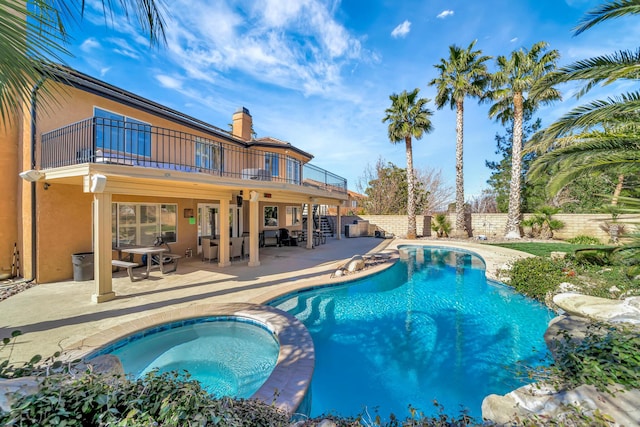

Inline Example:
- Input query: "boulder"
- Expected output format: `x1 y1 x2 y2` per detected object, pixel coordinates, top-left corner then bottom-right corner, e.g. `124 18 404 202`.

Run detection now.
553 293 640 325
70 354 125 377
345 255 365 273
0 376 42 412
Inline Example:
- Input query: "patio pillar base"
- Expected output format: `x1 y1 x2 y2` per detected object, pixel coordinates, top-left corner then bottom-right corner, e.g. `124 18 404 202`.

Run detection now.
218 261 231 268
92 291 116 303
248 260 261 267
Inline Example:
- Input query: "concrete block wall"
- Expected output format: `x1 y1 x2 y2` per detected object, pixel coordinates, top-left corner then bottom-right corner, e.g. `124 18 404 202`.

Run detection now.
336 213 638 242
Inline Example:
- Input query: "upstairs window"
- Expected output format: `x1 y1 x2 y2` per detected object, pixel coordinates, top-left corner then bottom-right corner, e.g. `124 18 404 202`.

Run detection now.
265 152 279 177
195 138 223 172
94 107 151 157
286 156 301 184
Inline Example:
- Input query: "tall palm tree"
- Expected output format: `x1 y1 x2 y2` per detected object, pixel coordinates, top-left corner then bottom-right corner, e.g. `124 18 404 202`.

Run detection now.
487 41 560 238
1 0 166 123
429 40 491 237
382 88 434 239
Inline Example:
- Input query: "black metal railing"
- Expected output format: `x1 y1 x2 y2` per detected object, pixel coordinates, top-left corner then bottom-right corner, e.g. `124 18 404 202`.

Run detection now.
40 117 347 194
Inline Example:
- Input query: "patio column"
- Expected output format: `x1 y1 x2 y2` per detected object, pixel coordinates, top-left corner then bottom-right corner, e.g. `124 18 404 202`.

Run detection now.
92 192 115 303
218 197 231 267
248 191 260 267
336 204 342 240
306 203 313 249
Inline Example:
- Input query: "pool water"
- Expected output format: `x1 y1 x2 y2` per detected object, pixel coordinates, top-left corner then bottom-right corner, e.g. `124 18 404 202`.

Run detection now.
100 318 280 398
272 247 554 420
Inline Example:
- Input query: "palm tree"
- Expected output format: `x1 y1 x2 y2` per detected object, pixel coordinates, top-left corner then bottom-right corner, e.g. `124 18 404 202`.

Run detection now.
382 88 434 239
527 1 640 200
429 40 491 237
1 0 166 123
487 41 560 239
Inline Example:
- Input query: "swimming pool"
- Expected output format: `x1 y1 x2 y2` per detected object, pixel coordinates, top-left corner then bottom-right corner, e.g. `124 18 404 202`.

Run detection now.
271 246 554 420
90 316 280 399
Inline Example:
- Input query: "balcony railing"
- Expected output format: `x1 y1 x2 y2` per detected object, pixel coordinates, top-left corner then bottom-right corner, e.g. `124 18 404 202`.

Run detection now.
40 117 347 194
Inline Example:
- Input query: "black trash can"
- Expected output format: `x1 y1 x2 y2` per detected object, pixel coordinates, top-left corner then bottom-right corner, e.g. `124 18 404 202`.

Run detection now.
72 252 94 281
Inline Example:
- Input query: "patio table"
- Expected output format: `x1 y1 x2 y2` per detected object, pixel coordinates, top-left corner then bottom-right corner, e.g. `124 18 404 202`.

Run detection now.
118 246 168 279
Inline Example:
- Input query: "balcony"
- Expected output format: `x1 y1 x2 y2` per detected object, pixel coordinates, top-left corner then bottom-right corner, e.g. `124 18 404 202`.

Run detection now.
40 117 347 194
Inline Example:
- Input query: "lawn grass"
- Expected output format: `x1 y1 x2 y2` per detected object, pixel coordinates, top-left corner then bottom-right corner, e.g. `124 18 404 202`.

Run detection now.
487 241 603 257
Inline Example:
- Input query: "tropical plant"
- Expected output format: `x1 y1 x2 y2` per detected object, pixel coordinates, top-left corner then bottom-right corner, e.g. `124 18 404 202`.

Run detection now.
431 213 452 238
1 0 167 123
528 1 640 196
429 40 491 237
486 41 560 239
382 89 434 239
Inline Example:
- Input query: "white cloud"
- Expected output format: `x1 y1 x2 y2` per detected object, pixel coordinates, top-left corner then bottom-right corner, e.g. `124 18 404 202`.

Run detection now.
437 10 454 19
155 74 183 90
154 0 364 98
80 37 101 52
391 20 411 38
510 37 518 42
99 67 110 77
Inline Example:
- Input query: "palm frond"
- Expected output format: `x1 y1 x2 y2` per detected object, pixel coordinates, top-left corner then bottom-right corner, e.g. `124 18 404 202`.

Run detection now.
574 0 640 35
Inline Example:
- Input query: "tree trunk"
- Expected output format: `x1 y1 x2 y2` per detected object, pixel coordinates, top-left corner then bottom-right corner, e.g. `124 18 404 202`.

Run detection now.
454 99 466 237
611 174 624 205
405 136 417 239
505 92 523 239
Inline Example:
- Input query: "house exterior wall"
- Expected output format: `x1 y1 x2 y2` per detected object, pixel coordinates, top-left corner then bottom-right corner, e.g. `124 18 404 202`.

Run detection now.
0 116 21 278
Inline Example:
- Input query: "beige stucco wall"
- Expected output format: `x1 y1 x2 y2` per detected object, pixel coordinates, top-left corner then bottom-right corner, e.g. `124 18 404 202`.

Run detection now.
0 116 20 278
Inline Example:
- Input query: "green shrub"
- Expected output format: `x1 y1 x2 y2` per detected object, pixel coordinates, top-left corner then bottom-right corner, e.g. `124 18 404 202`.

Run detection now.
566 235 601 245
0 370 289 426
541 323 640 394
505 256 570 301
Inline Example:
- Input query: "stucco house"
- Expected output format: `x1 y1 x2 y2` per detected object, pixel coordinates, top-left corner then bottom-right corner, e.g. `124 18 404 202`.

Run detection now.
0 65 347 302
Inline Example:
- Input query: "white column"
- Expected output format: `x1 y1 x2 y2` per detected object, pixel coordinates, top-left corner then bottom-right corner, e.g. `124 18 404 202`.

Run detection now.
336 204 342 240
92 192 115 303
218 197 231 267
248 191 260 267
306 203 314 249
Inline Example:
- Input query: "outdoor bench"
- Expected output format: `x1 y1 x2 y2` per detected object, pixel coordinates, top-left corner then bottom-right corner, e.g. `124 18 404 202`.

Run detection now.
111 259 141 282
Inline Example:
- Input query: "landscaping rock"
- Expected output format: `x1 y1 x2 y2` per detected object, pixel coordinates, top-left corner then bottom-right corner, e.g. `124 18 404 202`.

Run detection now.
345 255 365 272
70 354 124 377
0 376 42 412
553 293 640 324
482 383 640 426
544 315 591 358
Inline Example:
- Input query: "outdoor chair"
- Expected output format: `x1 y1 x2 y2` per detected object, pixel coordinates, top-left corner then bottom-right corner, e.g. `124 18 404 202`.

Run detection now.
230 237 244 260
202 238 218 262
278 228 296 246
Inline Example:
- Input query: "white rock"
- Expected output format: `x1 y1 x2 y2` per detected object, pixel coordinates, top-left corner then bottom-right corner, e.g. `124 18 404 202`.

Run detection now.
345 256 365 272
553 293 640 325
558 282 579 293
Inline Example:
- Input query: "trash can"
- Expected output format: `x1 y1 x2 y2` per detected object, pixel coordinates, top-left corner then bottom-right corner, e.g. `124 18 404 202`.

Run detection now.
72 252 94 281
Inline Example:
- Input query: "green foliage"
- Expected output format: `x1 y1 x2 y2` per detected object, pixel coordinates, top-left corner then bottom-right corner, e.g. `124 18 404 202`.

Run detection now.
566 235 601 245
505 256 571 301
363 160 431 215
0 370 289 426
431 214 452 238
542 323 640 394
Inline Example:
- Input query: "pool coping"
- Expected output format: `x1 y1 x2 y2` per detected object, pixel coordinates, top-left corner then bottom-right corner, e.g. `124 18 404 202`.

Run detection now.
63 302 314 415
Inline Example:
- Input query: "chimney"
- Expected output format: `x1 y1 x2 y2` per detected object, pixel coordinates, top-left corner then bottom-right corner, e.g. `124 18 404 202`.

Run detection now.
232 107 253 141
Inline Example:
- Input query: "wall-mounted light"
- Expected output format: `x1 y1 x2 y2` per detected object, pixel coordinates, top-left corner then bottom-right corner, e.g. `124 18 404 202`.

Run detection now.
184 208 194 218
43 182 50 190
90 174 107 193
249 191 259 202
19 169 45 182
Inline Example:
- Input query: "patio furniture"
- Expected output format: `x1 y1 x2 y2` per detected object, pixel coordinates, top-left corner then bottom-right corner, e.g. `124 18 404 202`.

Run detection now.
202 238 218 262
230 237 244 260
262 230 279 247
111 259 142 281
278 228 297 246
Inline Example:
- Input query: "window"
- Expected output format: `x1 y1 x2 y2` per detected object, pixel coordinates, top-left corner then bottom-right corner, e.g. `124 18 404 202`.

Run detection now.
264 206 278 227
94 107 151 156
265 152 279 177
285 206 301 226
113 203 177 246
286 156 301 184
195 138 223 171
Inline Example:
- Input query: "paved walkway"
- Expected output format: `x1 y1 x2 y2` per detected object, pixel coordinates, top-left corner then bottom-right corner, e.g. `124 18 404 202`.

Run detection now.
0 237 529 362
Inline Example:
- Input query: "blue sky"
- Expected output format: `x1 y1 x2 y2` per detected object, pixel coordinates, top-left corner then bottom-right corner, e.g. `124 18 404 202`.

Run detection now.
61 0 637 196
